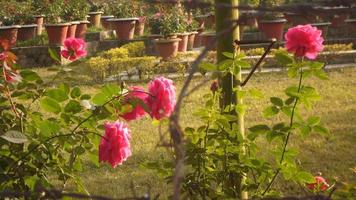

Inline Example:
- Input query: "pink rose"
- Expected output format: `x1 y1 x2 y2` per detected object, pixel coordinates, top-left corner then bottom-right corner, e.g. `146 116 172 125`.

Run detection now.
285 24 324 60
146 77 176 120
99 121 131 168
306 176 330 192
60 38 87 61
121 86 148 121
0 52 7 61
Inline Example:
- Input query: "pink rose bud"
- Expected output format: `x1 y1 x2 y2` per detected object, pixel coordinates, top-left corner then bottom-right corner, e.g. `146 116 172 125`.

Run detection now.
99 121 132 168
285 24 324 60
121 86 148 121
146 77 176 120
306 176 330 192
60 38 87 61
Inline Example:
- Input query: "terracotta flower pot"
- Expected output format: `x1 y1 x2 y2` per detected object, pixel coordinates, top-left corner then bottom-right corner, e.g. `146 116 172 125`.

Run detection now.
17 24 37 41
201 32 216 51
88 11 103 28
284 13 316 25
135 17 146 36
75 21 90 39
187 31 198 51
34 15 45 35
193 29 204 48
177 33 189 52
67 22 79 38
331 13 349 27
0 25 21 47
154 38 181 60
45 23 70 45
108 18 138 40
101 15 114 30
258 19 287 41
345 19 356 36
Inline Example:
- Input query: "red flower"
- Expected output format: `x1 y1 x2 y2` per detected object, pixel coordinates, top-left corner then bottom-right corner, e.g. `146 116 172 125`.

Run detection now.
121 86 148 121
210 80 219 93
0 52 7 61
285 24 324 60
60 38 87 61
99 121 131 168
306 176 330 192
146 77 176 120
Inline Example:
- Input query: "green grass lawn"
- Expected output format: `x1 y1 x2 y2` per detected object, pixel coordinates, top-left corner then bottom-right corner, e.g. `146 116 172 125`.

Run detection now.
39 66 356 199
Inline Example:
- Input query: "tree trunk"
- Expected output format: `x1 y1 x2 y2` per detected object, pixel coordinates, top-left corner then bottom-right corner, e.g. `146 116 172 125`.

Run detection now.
216 0 240 107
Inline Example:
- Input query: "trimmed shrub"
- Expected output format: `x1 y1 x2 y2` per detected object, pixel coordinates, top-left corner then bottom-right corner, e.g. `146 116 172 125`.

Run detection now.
121 42 146 57
86 56 110 81
102 48 129 59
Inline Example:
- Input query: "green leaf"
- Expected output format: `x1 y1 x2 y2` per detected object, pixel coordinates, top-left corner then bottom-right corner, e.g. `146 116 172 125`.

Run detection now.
45 88 68 102
101 84 120 97
236 60 251 69
285 86 300 98
1 130 28 144
217 59 233 71
287 67 299 78
313 69 329 80
20 70 41 82
200 62 217 71
89 150 99 167
48 48 61 63
64 100 82 114
71 87 82 98
309 61 324 69
275 51 294 65
314 125 330 135
38 120 61 137
249 125 270 134
80 94 91 100
270 97 284 107
296 171 315 184
263 106 279 118
307 116 321 127
40 97 61 114
222 52 234 59
92 93 110 106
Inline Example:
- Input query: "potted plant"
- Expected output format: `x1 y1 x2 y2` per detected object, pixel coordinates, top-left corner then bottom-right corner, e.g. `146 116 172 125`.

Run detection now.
88 2 104 28
107 1 139 40
63 0 89 38
186 19 199 51
133 1 148 36
283 0 317 25
153 12 182 59
175 14 189 52
100 2 115 30
44 0 70 45
15 1 38 41
258 0 287 41
0 1 21 47
33 0 49 36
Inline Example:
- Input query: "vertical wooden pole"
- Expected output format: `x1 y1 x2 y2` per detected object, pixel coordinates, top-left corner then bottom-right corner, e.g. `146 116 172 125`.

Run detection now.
216 0 239 107
216 0 248 199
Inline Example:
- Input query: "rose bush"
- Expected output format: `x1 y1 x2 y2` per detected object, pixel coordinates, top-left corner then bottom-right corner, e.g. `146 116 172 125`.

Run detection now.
0 37 176 194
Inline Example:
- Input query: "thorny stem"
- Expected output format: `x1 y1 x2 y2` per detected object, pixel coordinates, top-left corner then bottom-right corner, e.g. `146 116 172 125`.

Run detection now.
4 94 123 178
262 68 304 195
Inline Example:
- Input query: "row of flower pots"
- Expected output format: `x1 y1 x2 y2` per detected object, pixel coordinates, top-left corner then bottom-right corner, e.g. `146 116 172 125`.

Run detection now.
0 21 90 46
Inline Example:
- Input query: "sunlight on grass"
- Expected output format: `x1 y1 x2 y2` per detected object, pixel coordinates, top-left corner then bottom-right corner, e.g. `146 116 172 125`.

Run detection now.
40 67 355 199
